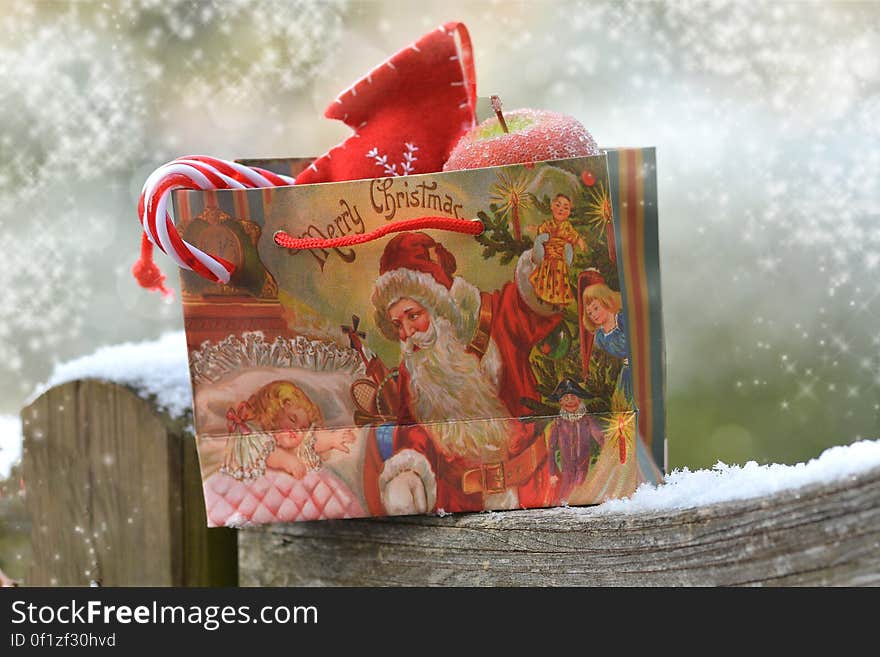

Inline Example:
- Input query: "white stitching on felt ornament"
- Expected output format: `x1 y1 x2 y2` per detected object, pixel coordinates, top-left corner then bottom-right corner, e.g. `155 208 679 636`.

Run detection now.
366 142 419 176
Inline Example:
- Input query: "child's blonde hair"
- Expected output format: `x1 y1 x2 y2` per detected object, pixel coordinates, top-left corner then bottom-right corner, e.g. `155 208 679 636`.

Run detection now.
248 380 323 431
581 283 622 332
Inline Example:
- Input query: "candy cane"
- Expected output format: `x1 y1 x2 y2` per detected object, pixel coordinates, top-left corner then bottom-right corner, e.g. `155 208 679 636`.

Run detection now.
134 156 295 296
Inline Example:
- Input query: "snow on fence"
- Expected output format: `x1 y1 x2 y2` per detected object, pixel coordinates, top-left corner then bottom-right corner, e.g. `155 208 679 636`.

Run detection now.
17 334 880 586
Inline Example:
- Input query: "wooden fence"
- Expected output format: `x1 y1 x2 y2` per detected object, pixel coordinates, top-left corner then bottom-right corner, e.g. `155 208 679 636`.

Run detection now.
20 381 236 586
19 380 880 586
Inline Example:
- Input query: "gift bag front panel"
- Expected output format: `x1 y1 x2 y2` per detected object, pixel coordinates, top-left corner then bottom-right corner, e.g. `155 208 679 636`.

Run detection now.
175 155 642 525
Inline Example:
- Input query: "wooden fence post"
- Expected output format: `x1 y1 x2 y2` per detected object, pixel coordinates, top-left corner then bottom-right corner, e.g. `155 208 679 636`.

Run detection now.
238 464 880 586
20 380 237 586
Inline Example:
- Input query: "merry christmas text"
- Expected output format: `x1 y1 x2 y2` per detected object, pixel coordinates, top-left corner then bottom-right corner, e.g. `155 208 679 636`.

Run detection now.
297 198 364 269
370 179 464 221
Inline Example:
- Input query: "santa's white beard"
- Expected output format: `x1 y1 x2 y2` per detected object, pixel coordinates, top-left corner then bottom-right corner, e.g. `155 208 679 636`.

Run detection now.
403 317 510 460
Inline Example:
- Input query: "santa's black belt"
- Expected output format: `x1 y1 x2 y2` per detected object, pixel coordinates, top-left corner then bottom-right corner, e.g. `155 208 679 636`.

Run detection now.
457 438 549 496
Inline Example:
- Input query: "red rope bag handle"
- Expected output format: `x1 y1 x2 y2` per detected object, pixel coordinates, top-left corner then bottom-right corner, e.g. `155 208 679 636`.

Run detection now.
273 216 483 251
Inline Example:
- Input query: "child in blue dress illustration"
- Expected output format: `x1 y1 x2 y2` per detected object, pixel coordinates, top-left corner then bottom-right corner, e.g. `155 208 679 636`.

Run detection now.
580 272 633 409
572 270 664 497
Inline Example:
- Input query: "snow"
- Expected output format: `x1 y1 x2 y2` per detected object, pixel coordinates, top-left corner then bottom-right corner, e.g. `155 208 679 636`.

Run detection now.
595 439 880 514
0 415 22 479
33 331 192 420
223 513 254 529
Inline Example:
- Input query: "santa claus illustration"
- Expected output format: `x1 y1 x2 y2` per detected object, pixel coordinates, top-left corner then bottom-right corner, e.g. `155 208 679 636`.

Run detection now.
370 231 564 515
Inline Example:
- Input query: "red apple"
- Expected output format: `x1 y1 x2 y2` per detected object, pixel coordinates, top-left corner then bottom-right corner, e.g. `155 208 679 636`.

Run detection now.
443 107 599 171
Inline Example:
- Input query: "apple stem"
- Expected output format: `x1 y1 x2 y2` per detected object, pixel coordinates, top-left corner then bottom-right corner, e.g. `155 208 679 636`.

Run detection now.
490 95 509 134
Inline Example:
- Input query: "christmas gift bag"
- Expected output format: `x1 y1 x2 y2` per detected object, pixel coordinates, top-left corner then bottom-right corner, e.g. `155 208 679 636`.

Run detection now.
136 23 665 526
172 152 662 525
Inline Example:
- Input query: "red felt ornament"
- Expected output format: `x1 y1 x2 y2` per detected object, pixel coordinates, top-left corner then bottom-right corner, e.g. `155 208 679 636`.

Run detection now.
294 22 477 185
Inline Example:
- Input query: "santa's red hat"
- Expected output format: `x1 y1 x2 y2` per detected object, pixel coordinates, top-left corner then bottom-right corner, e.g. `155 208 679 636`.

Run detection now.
579 268 606 290
372 232 478 341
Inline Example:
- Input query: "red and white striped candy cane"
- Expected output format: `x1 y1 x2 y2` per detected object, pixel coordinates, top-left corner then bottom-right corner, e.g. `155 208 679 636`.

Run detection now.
134 155 295 296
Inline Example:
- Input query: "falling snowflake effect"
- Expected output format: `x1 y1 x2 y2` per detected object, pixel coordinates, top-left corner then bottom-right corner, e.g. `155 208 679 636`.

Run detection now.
0 4 147 206
110 0 346 114
0 0 346 405
0 0 877 471
525 0 880 463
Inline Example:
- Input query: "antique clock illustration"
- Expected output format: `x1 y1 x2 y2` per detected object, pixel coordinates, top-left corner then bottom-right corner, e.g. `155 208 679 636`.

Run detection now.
198 223 246 274
177 205 288 349
179 206 278 299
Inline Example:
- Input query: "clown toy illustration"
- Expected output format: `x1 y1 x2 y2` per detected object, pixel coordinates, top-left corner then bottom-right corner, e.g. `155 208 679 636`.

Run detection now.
546 378 605 505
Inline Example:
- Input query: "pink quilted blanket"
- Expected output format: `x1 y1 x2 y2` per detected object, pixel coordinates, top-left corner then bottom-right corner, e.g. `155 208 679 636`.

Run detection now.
204 468 366 527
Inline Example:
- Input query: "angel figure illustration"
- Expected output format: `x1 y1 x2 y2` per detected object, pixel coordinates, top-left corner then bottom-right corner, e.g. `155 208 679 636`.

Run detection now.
222 379 355 481
527 193 587 305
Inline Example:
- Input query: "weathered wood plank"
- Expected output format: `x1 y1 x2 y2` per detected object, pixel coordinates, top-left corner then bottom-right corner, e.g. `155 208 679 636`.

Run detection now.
238 465 880 586
20 381 236 586
22 378 877 586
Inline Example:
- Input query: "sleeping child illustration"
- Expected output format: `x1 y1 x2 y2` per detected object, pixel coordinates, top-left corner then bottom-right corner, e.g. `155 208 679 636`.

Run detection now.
222 379 355 481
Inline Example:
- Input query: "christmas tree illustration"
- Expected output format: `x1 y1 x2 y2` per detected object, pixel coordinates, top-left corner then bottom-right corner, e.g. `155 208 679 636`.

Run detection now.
476 161 622 415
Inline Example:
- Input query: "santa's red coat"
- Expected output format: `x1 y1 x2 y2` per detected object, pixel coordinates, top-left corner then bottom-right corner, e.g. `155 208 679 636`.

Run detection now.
391 276 562 513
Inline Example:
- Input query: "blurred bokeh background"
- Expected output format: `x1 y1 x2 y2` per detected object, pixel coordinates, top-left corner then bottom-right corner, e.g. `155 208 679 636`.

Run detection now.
1 0 879 580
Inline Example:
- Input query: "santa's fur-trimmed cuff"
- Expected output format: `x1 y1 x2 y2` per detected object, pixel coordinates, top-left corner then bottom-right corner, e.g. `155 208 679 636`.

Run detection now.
379 448 438 514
